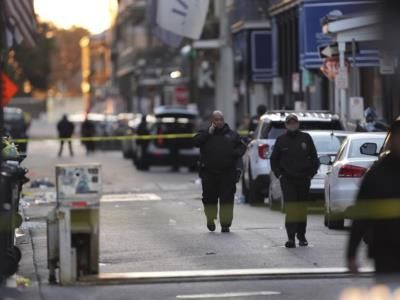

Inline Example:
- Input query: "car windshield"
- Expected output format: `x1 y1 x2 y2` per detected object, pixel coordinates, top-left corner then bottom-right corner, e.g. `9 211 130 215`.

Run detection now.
311 134 347 154
262 120 344 139
4 110 23 122
349 137 385 158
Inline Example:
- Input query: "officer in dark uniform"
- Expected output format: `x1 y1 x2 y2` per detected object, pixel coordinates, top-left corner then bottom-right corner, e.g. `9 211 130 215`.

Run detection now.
194 111 246 233
347 120 400 279
270 114 319 248
57 114 75 157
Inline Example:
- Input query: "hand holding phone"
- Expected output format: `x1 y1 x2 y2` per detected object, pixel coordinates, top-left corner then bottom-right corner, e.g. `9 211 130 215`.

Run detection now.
209 123 216 134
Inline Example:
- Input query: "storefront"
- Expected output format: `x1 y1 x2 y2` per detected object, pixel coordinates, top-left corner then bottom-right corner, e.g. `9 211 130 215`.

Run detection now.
232 21 273 121
270 0 378 113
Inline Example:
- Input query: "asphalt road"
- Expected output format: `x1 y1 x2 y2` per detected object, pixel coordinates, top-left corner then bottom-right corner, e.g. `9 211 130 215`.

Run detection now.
7 130 377 300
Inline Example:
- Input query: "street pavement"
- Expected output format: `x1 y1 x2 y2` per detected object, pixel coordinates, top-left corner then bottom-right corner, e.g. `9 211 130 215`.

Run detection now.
2 121 378 299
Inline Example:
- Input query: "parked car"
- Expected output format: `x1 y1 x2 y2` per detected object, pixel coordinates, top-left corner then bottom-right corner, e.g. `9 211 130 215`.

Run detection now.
133 106 200 171
242 111 344 205
269 130 351 211
322 133 386 229
4 107 30 154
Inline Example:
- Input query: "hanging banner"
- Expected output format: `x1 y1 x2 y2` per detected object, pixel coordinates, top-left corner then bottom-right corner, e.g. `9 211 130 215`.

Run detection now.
157 0 210 40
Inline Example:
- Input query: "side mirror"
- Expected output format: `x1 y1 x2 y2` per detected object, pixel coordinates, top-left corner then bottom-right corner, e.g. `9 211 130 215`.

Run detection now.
319 155 332 166
360 143 378 156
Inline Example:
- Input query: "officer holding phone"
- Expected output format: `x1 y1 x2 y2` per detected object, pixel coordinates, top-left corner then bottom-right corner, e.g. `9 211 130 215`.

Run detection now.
194 111 246 233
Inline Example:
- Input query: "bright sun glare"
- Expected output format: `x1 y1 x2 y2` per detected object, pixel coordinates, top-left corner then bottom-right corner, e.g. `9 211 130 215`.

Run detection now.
34 0 118 34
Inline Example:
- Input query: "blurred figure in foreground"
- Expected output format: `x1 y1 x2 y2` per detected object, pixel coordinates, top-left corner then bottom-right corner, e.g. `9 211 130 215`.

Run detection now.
81 117 96 155
194 111 246 233
347 120 400 281
57 114 75 157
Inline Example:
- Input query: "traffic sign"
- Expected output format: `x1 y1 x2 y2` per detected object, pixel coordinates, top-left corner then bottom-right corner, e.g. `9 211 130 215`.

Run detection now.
319 42 358 59
175 86 189 104
1 72 19 107
335 67 349 89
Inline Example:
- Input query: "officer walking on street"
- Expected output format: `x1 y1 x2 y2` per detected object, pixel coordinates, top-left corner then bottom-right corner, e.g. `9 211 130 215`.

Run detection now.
270 114 319 248
57 114 75 157
194 111 246 233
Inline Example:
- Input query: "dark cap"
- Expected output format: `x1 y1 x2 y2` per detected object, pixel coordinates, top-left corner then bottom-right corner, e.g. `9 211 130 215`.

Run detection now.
285 114 299 123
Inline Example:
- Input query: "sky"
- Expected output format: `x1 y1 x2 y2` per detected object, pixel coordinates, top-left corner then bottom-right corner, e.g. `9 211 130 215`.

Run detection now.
34 0 118 34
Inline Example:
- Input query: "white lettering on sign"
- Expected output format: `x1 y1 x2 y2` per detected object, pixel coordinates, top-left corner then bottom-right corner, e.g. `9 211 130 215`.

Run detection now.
157 0 210 40
198 68 214 89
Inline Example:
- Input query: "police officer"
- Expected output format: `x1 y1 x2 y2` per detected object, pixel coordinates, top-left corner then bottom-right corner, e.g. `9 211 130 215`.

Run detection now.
57 114 75 157
194 111 246 233
347 120 400 279
270 114 319 248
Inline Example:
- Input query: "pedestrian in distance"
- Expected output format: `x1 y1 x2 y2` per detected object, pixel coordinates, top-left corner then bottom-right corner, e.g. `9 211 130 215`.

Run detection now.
57 114 75 157
248 104 267 133
347 120 400 281
136 115 150 168
81 117 96 155
270 114 319 248
194 111 246 233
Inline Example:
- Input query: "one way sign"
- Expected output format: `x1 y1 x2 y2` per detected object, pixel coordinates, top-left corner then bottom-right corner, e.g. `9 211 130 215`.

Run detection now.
319 43 358 59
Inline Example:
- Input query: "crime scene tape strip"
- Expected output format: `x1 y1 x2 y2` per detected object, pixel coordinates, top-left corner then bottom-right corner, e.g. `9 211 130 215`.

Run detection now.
11 131 250 144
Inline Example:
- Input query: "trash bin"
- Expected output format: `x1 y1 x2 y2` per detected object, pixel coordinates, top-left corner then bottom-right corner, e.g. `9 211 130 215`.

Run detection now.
0 154 29 280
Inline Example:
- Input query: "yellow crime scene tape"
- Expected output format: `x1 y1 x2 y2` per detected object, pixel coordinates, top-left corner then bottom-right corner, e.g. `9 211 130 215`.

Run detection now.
11 131 250 144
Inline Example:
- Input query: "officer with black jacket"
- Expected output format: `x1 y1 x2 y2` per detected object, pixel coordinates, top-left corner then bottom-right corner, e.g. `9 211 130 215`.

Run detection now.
270 114 319 248
194 111 246 233
347 120 400 279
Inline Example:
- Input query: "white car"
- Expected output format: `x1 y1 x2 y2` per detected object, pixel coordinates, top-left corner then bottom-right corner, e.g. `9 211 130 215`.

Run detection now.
242 111 344 205
268 131 351 211
322 133 386 229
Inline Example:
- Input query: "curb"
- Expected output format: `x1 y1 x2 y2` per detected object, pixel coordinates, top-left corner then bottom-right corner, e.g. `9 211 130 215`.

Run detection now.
75 268 374 286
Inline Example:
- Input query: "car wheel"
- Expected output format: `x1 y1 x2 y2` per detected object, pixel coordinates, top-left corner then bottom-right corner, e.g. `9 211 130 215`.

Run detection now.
248 165 265 205
326 210 344 230
123 150 132 159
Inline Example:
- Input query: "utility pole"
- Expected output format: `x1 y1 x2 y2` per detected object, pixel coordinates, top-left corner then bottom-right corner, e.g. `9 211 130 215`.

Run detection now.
216 0 235 128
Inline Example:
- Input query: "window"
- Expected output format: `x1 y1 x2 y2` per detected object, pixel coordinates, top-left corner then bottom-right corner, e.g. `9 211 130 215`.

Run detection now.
349 138 385 158
312 135 346 154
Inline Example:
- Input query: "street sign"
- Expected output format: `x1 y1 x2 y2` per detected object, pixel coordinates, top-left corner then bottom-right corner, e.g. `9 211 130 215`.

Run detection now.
321 58 339 80
1 72 19 107
272 77 283 96
175 86 189 104
292 73 300 93
319 43 359 59
379 51 396 75
335 67 349 89
349 97 364 120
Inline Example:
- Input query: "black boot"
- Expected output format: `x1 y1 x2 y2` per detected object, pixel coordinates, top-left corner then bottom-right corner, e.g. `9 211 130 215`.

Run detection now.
207 220 216 232
221 227 230 233
285 240 296 248
297 234 308 247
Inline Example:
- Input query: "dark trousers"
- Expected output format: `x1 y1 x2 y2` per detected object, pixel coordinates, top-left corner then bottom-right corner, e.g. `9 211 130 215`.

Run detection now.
58 140 73 156
280 177 310 240
201 168 236 227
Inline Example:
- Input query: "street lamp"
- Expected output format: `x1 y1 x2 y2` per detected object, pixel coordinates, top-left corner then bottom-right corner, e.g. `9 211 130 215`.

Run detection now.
170 70 182 79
